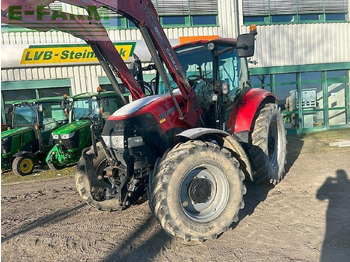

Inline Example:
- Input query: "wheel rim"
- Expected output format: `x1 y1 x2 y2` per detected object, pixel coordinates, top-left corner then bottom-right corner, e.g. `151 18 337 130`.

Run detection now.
20 158 33 174
179 164 229 223
268 117 278 169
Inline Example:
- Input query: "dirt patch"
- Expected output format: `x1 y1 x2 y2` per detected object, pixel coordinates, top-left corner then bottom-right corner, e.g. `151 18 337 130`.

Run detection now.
2 129 350 261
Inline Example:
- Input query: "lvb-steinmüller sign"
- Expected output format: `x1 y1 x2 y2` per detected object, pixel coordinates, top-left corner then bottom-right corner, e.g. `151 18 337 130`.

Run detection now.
20 43 136 65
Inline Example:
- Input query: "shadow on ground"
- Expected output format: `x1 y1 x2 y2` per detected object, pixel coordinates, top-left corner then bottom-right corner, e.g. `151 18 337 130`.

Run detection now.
104 215 171 262
317 169 350 262
1 203 85 243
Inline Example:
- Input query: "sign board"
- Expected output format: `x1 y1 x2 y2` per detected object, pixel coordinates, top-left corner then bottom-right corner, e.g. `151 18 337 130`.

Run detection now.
20 42 136 65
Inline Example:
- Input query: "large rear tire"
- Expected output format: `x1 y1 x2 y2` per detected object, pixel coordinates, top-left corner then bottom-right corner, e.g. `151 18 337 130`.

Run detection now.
149 140 245 242
248 103 287 185
75 143 120 211
12 154 35 176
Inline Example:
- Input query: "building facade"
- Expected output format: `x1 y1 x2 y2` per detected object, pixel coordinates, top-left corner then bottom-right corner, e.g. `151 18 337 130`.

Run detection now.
1 0 349 133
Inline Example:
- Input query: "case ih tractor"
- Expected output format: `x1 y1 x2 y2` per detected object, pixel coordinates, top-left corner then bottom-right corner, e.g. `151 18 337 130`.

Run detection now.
46 89 127 170
2 0 286 241
1 98 67 175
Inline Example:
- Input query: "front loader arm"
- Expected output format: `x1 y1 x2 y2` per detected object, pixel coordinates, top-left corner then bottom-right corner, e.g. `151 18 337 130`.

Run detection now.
1 0 144 101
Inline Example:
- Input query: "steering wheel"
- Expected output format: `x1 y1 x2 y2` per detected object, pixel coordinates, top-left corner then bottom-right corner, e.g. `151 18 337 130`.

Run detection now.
187 75 201 81
143 82 154 95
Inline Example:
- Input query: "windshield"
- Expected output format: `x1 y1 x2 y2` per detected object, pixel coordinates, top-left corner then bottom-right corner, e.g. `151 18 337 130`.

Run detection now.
160 43 241 95
72 98 99 121
217 46 241 101
13 104 38 126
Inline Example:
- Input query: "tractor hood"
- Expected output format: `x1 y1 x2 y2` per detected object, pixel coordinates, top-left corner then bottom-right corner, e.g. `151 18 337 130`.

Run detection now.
52 120 91 135
1 126 32 139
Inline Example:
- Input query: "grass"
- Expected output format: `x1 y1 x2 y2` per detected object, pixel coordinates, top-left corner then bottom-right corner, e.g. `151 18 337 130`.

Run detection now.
287 128 350 155
1 165 76 185
2 128 349 185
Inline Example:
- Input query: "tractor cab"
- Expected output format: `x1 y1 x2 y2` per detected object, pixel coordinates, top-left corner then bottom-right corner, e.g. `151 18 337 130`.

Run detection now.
171 39 249 129
1 98 67 175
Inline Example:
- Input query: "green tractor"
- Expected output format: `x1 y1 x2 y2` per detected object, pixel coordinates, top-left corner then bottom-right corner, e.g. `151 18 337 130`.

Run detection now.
1 98 68 176
46 90 126 170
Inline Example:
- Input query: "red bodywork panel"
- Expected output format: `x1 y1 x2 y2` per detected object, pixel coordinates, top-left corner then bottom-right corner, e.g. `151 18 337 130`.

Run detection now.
108 92 193 132
227 88 276 134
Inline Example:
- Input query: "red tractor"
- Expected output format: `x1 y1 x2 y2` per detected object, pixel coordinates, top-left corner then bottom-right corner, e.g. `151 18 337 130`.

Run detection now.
2 0 286 242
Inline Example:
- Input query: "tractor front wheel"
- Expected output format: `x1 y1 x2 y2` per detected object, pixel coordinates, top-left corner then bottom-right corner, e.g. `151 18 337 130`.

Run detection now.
75 143 120 211
149 140 245 242
12 154 35 176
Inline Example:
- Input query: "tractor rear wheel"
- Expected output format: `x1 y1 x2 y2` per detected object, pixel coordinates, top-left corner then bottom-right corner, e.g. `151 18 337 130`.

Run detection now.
248 103 287 185
75 143 120 211
149 140 245 242
12 154 35 176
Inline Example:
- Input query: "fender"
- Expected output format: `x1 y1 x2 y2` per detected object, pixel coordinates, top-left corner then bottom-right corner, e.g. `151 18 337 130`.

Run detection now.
176 128 253 181
227 88 276 134
13 151 36 162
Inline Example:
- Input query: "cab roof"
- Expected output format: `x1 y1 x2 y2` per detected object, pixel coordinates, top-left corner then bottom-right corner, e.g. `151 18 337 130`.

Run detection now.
173 38 237 50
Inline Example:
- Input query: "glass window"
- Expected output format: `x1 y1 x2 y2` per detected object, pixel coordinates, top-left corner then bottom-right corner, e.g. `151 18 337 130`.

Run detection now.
13 104 38 126
128 21 137 28
300 14 320 21
326 14 346 21
42 103 66 121
328 82 346 108
274 73 298 129
329 109 346 126
101 97 120 117
101 17 123 27
327 70 347 78
73 98 99 120
243 16 265 24
38 87 70 98
192 15 217 25
2 89 36 102
218 49 241 100
271 15 293 23
251 75 271 92
162 16 186 25
301 72 322 82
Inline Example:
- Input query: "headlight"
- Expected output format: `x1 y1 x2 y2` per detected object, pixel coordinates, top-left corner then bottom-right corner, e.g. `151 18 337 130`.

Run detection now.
52 134 59 139
61 132 75 139
128 136 145 148
102 135 124 149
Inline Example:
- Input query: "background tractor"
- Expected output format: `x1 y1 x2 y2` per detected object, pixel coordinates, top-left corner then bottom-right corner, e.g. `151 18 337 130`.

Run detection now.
2 0 287 242
1 98 67 176
46 89 128 170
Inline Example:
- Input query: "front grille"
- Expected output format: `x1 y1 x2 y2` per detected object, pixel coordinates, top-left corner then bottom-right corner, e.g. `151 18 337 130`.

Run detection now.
59 131 80 150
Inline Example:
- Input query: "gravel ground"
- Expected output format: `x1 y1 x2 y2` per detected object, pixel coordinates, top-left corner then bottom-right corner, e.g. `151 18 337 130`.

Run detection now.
1 131 350 261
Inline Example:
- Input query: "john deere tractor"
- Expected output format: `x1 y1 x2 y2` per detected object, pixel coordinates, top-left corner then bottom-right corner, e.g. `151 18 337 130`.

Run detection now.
46 90 127 170
1 98 67 176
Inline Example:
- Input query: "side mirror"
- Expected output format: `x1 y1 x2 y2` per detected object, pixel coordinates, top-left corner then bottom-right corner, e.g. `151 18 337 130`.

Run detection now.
237 33 256 58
